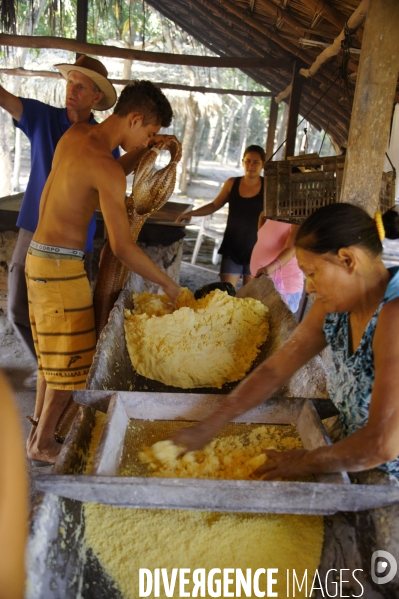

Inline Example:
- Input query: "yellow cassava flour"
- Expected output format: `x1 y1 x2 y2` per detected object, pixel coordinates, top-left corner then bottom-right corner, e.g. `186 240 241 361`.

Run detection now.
136 424 302 480
83 406 324 599
124 288 269 389
84 505 324 599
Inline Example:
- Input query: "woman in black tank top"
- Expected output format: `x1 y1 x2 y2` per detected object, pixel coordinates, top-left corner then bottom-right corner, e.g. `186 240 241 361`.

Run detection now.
176 145 265 288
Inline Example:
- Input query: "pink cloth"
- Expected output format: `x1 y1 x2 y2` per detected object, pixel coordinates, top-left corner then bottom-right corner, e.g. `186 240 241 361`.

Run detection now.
250 220 304 294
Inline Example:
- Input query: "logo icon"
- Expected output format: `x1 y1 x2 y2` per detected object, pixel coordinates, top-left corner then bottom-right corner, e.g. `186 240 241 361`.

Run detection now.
371 550 397 585
67 355 82 368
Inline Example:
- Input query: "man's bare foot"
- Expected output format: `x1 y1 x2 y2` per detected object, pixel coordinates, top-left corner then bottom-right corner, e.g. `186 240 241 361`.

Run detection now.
26 424 37 453
27 439 62 465
26 430 35 455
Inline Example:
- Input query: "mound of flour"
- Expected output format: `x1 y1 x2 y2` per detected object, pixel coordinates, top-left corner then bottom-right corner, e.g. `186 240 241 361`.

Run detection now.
124 288 269 389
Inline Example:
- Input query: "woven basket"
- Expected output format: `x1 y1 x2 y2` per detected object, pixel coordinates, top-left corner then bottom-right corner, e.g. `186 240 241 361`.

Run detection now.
264 155 395 222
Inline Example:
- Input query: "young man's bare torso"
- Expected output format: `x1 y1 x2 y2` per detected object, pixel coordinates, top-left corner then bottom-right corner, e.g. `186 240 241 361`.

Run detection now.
35 113 179 296
36 123 126 252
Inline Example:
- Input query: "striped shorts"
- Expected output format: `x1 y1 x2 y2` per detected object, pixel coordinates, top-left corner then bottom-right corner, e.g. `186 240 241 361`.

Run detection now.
25 252 96 390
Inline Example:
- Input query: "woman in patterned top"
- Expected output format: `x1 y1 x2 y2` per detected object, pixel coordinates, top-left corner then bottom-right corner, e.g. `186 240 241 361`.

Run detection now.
174 203 399 480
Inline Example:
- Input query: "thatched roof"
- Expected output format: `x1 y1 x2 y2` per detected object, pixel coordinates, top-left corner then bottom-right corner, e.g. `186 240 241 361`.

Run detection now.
144 0 397 147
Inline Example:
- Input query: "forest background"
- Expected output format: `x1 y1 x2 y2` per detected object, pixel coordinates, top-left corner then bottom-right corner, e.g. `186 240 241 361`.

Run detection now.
0 0 336 198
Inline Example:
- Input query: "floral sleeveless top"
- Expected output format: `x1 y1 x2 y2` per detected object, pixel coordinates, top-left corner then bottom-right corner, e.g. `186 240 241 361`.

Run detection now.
323 267 399 477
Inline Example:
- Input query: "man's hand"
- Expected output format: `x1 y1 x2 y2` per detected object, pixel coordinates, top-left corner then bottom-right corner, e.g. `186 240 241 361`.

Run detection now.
171 422 214 453
255 266 270 278
252 449 313 480
176 211 192 224
118 136 181 176
153 135 182 162
161 279 180 304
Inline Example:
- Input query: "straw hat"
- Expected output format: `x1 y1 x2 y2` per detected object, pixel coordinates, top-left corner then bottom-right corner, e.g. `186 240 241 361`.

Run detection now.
55 55 117 111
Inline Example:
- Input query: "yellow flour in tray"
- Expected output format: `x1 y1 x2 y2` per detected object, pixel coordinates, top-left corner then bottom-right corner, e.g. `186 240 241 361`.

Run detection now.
135 424 302 480
124 288 269 389
83 420 323 598
84 505 324 599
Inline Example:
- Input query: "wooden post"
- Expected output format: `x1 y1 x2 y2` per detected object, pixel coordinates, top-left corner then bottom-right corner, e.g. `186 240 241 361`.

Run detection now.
284 62 304 159
76 0 88 59
264 96 279 217
265 96 278 161
340 0 399 214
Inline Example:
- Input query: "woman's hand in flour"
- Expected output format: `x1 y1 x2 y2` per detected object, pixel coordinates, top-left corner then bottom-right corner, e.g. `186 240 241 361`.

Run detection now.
171 423 214 453
252 449 313 480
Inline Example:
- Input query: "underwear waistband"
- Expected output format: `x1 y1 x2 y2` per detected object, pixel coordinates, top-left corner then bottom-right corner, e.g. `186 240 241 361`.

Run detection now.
29 241 84 260
28 247 83 260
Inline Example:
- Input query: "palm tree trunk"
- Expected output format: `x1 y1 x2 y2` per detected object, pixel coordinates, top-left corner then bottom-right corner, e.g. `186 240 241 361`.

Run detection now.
222 104 240 164
236 97 253 166
179 95 197 192
194 118 206 176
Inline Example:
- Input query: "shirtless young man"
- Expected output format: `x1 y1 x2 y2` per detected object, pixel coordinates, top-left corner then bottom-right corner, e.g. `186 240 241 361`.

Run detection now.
26 80 181 465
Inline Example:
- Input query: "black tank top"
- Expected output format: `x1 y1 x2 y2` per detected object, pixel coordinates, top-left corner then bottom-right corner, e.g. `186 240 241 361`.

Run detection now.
218 176 264 265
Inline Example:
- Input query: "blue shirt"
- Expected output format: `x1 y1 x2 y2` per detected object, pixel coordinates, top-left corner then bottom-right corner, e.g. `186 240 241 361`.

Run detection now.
14 98 120 252
323 267 399 477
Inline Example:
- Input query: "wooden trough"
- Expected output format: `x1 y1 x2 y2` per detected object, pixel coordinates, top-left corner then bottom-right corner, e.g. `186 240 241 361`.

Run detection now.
28 276 399 598
86 274 329 397
38 391 399 515
29 390 399 598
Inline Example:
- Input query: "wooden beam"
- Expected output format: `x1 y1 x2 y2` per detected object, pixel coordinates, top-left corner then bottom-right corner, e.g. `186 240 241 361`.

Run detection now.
159 83 271 96
265 96 278 160
340 0 399 213
0 34 290 69
299 0 346 31
0 68 273 96
255 0 308 33
285 62 305 158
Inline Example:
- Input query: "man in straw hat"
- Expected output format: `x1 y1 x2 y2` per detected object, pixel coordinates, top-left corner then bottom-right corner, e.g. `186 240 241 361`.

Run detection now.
25 80 181 466
0 55 119 390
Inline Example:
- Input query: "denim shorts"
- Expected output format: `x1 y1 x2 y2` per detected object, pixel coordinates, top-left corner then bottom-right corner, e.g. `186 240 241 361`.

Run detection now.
220 255 251 277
